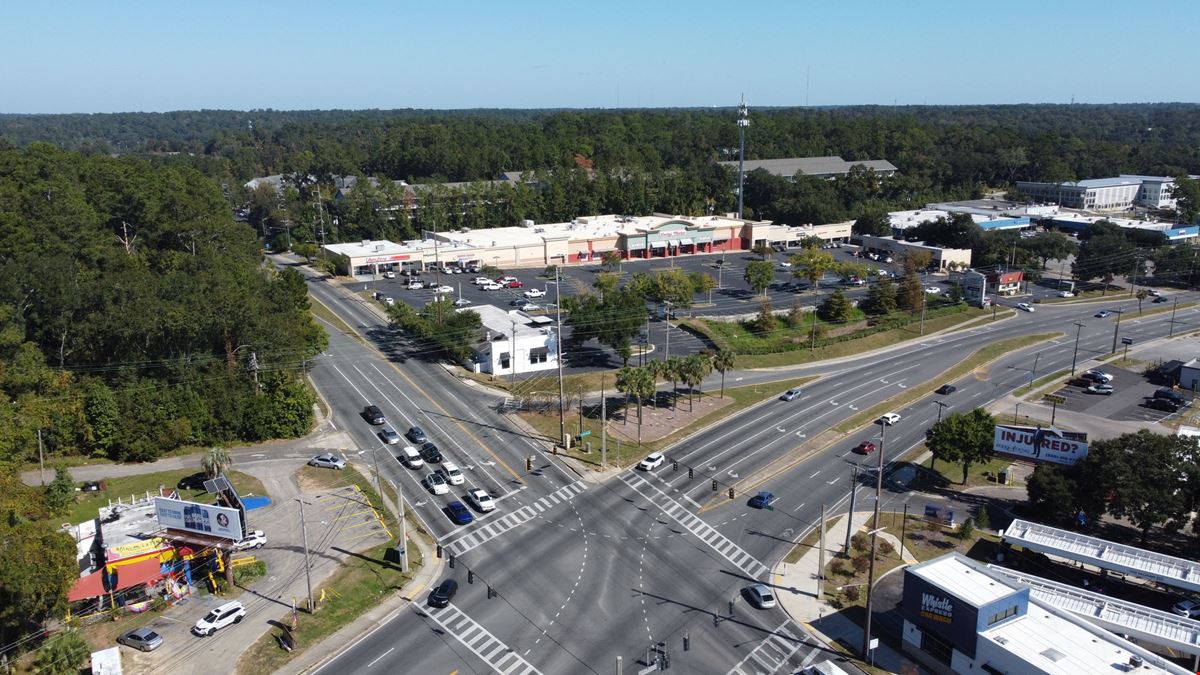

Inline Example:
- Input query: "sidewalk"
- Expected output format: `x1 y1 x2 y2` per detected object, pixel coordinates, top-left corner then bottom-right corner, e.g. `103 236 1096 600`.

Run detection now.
773 510 920 675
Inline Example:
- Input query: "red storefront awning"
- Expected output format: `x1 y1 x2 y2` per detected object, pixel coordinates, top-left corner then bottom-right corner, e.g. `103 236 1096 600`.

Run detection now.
68 558 166 602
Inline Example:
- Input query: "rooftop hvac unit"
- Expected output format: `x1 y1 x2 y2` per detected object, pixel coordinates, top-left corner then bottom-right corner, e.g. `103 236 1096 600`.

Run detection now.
361 239 371 246
522 219 536 228
374 245 383 252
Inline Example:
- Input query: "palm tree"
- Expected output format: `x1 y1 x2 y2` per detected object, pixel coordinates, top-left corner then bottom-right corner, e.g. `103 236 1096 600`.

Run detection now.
665 357 685 412
1136 288 1148 314
615 366 655 444
688 353 714 402
713 349 736 398
645 360 667 409
202 446 232 479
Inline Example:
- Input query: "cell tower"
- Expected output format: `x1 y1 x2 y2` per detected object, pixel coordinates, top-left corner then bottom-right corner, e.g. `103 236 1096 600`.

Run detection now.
736 95 750 219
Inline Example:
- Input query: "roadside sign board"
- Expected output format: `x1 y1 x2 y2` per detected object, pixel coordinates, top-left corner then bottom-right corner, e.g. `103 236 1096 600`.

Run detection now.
1042 394 1067 405
1121 337 1133 345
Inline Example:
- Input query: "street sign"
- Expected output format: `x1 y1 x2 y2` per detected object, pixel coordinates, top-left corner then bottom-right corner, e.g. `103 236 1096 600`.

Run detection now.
1121 337 1133 345
1043 394 1067 405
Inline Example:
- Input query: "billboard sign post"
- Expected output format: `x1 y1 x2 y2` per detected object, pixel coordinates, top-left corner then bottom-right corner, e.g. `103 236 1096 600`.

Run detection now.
155 497 244 541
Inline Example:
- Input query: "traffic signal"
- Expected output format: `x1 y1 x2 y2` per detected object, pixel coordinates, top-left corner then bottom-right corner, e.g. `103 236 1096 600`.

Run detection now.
525 456 533 471
487 586 496 599
728 488 735 500
448 553 455 569
436 544 443 559
711 480 718 492
467 570 475 584
688 468 694 479
672 460 679 471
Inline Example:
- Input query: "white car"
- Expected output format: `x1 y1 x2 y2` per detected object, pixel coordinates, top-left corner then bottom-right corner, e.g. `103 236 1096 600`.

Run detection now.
466 489 496 513
452 298 472 307
1057 290 1075 298
382 296 395 306
779 261 793 268
472 277 492 286
1149 289 1161 297
192 601 246 636
878 413 901 426
1083 369 1114 383
638 452 665 471
440 462 465 486
382 270 396 279
925 286 941 294
435 285 454 294
407 280 425 290
523 288 545 298
397 445 424 469
424 472 449 495
1017 302 1035 312
232 530 266 551
481 282 503 291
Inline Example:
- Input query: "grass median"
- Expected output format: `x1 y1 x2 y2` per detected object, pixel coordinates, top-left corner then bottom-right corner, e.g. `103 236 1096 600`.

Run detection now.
833 332 1062 434
1013 368 1070 398
310 295 363 341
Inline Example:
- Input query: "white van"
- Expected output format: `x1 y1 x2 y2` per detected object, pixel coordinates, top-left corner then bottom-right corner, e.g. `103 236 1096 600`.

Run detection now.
802 661 852 675
398 445 424 469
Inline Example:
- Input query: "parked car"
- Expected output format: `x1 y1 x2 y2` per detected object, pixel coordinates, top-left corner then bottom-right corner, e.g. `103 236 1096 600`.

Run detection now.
473 276 492 285
440 462 465 486
935 384 957 395
778 261 793 268
405 426 427 443
1085 384 1114 395
192 600 245 636
1016 302 1035 312
1147 398 1183 413
466 489 496 513
363 405 386 425
380 426 401 445
382 296 395 306
1153 388 1187 405
397 445 424 469
780 388 802 401
504 280 524 289
428 579 458 608
1095 310 1112 318
523 288 545 298
232 530 266 551
638 452 665 471
744 583 777 609
517 302 540 312
445 500 474 525
877 413 901 425
925 286 941 294
382 270 396 279
435 285 454 294
748 491 776 509
309 453 346 470
1082 370 1114 383
178 472 208 491
118 628 163 652
424 472 450 495
1172 598 1200 619
481 282 503 291
452 298 472 307
1057 290 1075 298
420 441 443 463
854 441 877 455
408 280 425 290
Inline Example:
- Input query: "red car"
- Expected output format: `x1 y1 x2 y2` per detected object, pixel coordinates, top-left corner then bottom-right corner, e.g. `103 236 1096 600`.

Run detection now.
853 441 876 455
504 280 523 289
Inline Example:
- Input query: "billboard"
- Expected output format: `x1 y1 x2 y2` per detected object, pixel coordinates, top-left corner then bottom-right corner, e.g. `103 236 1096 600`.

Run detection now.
993 425 1088 465
154 497 244 540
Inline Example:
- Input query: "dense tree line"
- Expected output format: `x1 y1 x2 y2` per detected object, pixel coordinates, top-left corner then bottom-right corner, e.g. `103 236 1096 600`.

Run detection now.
0 144 327 467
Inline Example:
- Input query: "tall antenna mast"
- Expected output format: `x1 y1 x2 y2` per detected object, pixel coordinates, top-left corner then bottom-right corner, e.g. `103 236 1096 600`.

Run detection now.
736 94 750 219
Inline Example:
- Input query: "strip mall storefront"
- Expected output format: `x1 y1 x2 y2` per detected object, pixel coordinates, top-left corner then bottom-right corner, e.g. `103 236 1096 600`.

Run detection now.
619 219 744 259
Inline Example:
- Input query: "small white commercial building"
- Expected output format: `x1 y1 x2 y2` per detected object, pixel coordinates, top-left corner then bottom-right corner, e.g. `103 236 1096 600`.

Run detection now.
901 553 1190 675
858 235 972 270
461 305 558 377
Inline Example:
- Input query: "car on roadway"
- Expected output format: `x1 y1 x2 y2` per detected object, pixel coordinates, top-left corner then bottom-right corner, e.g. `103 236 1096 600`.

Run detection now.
363 405 386 425
1082 370 1114 383
405 426 428 443
309 453 346 470
780 388 802 402
1095 310 1112 318
878 413 901 426
1057 290 1075 298
452 297 472 307
397 445 424 469
925 286 941 294
428 579 458 608
118 628 163 652
419 441 443 463
424 472 450 495
232 530 266 551
1149 289 1161 297
440 462 465 485
1016 302 1035 312
481 282 503 291
853 441 877 455
445 500 474 525
744 584 777 609
435 285 454 294
523 288 545 298
1153 296 1169 303
1172 598 1200 619
466 489 496 513
748 491 776 509
1086 384 1114 395
936 384 957 395
778 261 793 268
379 426 401 445
192 600 246 636
638 452 665 471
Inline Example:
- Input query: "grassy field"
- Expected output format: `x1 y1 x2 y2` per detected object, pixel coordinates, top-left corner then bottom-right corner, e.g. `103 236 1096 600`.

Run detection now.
519 375 816 467
238 465 426 675
462 368 614 399
832 333 1061 433
66 469 268 524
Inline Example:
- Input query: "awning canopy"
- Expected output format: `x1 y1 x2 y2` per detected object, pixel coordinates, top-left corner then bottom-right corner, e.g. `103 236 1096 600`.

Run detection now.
679 238 693 245
668 240 680 247
626 240 646 250
650 241 667 249
68 558 165 602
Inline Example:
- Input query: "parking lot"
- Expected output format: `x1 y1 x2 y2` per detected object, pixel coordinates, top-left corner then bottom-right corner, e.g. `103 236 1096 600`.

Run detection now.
1046 364 1191 423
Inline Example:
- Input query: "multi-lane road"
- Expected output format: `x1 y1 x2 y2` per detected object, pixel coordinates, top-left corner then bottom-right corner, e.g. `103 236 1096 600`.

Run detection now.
290 255 1198 674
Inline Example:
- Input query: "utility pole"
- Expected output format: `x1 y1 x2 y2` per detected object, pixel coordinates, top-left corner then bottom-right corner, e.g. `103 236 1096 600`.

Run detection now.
510 319 517 390
555 268 567 450
392 479 409 573
1110 309 1124 354
1028 352 1041 389
297 499 314 612
601 374 608 468
934 400 948 424
920 286 928 335
1128 255 1138 297
1071 321 1085 375
663 301 672 362
818 503 827 595
810 310 818 352
1169 298 1179 338
862 423 886 660
736 95 749 219
578 385 585 439
844 466 858 552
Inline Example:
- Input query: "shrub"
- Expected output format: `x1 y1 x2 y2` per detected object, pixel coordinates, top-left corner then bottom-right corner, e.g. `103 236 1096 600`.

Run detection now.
842 585 861 603
878 540 896 559
851 531 870 552
958 517 976 541
830 559 848 577
975 506 991 531
851 555 871 574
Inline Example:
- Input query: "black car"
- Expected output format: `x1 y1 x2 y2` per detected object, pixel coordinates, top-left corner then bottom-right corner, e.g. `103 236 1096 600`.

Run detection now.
406 426 428 444
419 441 443 463
428 579 458 608
363 405 386 425
1147 398 1182 413
935 384 957 395
1154 388 1187 406
178 473 208 491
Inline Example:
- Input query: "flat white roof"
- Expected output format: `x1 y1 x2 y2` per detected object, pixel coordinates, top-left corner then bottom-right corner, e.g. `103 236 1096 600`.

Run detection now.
911 554 1015 606
434 213 755 249
1049 214 1187 231
323 239 422 258
467 305 551 341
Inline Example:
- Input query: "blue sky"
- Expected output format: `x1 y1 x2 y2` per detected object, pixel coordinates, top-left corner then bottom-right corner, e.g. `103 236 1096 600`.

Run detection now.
5 0 1198 113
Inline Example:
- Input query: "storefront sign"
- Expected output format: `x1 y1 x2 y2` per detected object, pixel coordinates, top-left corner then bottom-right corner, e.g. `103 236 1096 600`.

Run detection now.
920 592 954 624
365 254 410 263
993 424 1088 465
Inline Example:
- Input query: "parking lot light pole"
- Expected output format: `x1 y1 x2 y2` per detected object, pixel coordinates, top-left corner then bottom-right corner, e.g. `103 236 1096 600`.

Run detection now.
1071 322 1085 375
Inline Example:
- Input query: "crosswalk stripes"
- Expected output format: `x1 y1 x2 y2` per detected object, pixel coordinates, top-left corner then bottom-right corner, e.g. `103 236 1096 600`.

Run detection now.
619 473 770 579
727 620 811 675
420 603 543 675
441 480 587 556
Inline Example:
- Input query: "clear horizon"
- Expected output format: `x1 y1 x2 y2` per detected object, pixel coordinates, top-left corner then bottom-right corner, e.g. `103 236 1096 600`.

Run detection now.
5 0 1198 114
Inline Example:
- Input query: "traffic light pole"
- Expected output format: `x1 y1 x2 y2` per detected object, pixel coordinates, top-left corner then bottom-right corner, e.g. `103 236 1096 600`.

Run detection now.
861 423 886 660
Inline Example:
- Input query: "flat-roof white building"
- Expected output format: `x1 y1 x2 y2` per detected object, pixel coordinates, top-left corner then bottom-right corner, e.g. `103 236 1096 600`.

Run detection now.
888 209 1031 233
901 552 1190 675
1045 214 1199 241
1017 175 1197 212
461 305 558 377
